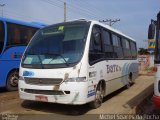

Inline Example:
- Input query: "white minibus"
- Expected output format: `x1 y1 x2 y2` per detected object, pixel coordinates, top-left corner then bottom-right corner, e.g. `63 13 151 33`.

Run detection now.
19 20 138 108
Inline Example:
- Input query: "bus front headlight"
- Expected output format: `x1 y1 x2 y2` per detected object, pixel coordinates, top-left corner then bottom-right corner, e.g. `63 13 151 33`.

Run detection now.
64 77 87 82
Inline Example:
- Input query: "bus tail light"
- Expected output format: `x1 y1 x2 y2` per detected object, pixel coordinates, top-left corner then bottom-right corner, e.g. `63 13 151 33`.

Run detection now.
64 77 87 82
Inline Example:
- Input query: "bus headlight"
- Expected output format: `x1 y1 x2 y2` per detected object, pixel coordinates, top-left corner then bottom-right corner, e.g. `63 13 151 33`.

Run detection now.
64 77 87 82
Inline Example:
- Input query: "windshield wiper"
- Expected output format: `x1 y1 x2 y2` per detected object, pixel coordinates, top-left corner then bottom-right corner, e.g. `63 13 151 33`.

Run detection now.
45 53 69 66
25 53 44 69
37 55 44 69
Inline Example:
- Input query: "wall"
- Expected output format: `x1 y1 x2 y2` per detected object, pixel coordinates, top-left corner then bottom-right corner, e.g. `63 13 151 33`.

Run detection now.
138 55 154 71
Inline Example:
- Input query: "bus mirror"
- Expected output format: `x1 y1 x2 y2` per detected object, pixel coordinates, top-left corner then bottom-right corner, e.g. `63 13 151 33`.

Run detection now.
148 23 155 39
94 32 101 45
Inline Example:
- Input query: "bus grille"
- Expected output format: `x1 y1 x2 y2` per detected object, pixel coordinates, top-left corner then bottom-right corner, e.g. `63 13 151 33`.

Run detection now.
24 77 63 85
24 89 65 95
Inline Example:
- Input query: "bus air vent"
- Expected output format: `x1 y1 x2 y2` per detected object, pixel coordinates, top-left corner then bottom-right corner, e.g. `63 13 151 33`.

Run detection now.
24 89 65 95
24 77 63 85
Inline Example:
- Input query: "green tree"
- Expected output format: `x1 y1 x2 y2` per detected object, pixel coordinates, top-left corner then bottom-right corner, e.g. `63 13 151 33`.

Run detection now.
138 48 150 55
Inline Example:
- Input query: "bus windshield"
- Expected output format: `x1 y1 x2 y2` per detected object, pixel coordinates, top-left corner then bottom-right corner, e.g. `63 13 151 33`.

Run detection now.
0 21 4 54
22 22 90 68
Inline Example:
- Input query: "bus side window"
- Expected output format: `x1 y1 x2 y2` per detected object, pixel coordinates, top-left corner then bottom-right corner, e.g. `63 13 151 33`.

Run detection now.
20 26 38 44
112 34 123 59
89 26 104 64
0 21 4 53
102 29 114 59
7 23 38 46
122 38 132 59
7 23 21 45
130 41 137 59
14 27 21 44
27 28 38 43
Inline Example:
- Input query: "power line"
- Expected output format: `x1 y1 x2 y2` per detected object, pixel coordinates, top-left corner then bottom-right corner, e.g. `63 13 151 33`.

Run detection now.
67 4 101 19
5 10 53 24
43 0 101 20
99 19 120 26
66 5 99 20
78 0 106 18
58 0 103 20
40 0 64 9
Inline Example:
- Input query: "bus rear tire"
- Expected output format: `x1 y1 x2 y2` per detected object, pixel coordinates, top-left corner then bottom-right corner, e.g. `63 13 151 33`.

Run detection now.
6 70 19 91
125 82 130 89
89 82 104 109
126 73 132 89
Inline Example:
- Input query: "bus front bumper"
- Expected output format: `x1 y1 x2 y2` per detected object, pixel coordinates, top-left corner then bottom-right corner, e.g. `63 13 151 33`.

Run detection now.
19 90 85 105
18 81 87 105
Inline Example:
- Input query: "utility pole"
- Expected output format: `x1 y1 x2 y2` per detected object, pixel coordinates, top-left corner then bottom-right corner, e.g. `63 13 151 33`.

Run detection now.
64 2 66 22
99 19 120 26
0 4 5 17
143 40 148 49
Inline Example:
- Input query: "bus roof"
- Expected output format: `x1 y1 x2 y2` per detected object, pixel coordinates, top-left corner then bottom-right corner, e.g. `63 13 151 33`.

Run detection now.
0 17 46 28
55 19 136 42
90 20 136 42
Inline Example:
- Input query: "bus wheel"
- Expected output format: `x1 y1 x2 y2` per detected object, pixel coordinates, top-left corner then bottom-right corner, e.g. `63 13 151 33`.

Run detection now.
125 82 130 89
126 74 132 89
89 82 104 109
129 73 134 84
6 70 19 91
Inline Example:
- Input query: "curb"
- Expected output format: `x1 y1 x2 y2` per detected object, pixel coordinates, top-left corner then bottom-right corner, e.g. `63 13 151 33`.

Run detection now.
128 84 154 114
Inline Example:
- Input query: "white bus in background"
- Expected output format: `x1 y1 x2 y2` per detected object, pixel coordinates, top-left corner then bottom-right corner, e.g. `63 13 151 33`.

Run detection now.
19 20 138 108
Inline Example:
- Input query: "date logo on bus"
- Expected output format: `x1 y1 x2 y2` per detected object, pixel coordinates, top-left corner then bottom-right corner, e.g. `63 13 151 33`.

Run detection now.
106 64 122 73
23 71 35 77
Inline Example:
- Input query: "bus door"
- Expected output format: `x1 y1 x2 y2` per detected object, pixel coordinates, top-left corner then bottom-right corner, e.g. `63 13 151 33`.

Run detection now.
88 25 105 98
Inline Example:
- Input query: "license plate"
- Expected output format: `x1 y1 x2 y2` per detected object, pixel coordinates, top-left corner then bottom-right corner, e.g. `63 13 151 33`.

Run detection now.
35 95 48 102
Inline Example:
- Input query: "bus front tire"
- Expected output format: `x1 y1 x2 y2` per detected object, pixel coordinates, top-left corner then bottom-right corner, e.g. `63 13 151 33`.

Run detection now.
6 71 19 91
89 82 104 109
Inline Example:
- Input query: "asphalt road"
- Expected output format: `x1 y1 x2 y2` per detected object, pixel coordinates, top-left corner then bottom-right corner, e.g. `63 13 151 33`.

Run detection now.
0 76 157 120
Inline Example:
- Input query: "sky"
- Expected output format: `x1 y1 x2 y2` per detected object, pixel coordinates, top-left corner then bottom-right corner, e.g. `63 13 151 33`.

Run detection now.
0 0 159 48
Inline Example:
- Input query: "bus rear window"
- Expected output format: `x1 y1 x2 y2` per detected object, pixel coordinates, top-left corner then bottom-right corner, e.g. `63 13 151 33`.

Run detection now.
0 21 4 54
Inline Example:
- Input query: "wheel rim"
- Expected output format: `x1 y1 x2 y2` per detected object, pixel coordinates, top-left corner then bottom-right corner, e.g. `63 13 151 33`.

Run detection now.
128 74 132 84
9 73 19 87
95 84 103 104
